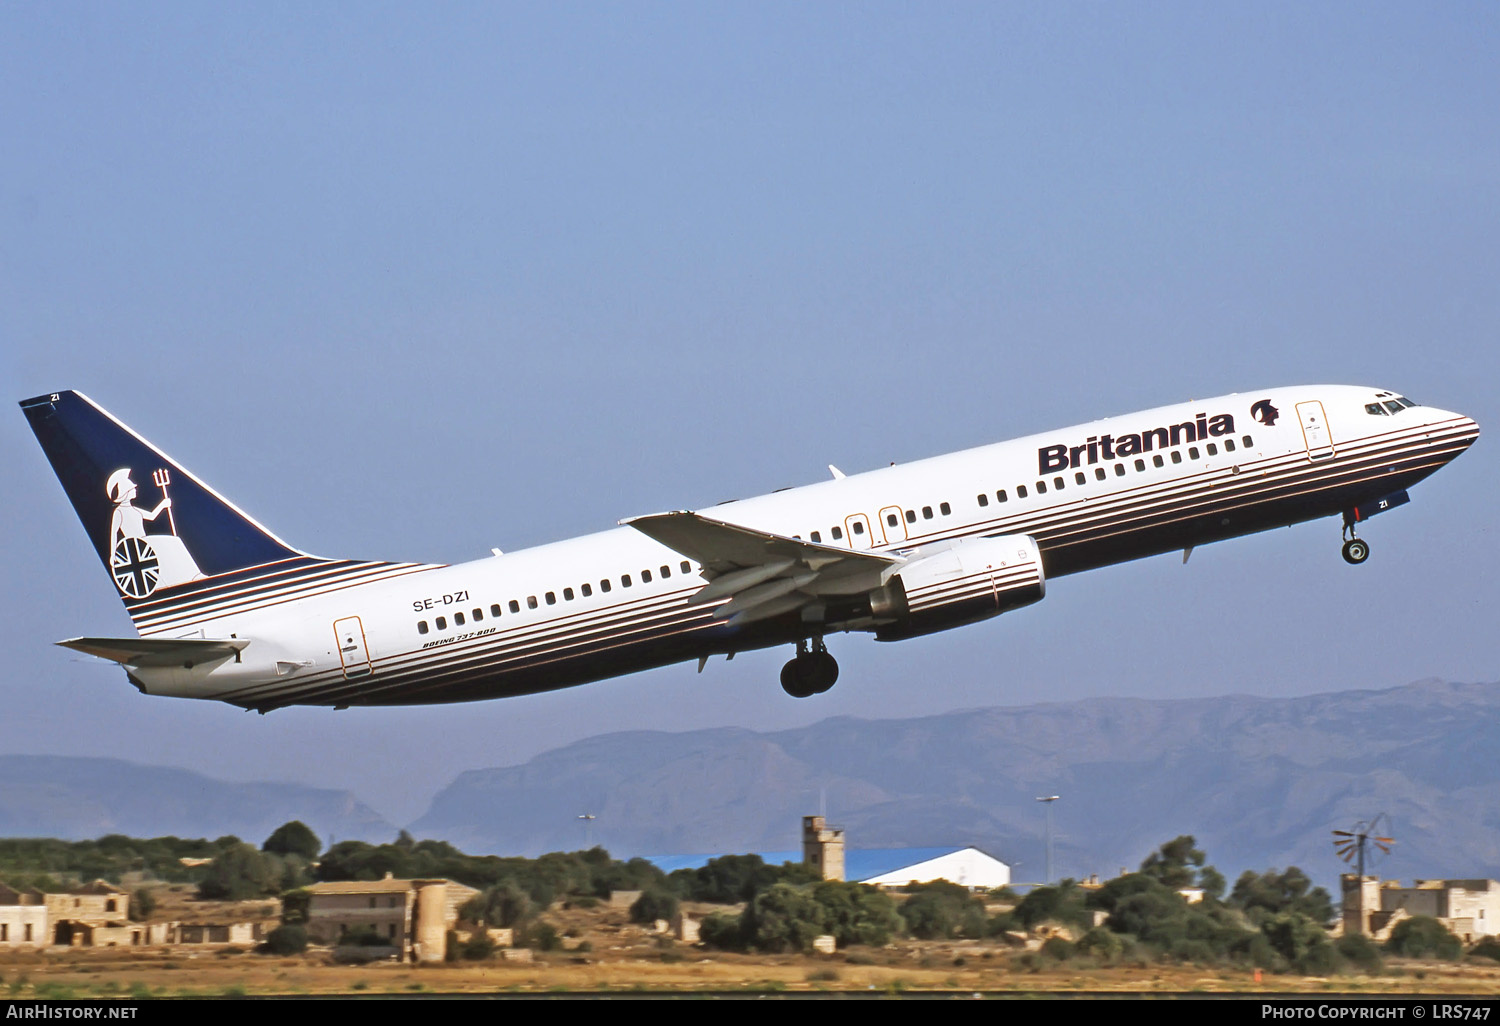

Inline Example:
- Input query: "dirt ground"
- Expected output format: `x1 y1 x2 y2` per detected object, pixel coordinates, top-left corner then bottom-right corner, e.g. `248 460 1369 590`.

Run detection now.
3 896 1499 998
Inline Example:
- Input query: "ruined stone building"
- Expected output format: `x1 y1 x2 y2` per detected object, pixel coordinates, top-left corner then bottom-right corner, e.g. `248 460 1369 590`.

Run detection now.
1342 875 1500 943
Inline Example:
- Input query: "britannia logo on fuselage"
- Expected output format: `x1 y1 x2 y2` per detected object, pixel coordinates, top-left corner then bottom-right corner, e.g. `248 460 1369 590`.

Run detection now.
1250 399 1280 426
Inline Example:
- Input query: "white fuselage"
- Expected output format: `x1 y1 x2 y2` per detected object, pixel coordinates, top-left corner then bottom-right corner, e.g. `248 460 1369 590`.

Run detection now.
124 385 1478 711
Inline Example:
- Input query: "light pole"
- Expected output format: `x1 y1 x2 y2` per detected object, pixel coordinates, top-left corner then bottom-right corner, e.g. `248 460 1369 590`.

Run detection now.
1035 796 1060 884
577 813 596 849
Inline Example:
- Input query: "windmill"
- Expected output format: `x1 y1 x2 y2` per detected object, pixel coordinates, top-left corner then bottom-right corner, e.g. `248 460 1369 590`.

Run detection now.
1333 813 1395 878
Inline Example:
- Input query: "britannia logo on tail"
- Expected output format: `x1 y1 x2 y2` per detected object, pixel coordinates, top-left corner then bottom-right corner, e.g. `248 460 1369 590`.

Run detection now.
105 467 203 597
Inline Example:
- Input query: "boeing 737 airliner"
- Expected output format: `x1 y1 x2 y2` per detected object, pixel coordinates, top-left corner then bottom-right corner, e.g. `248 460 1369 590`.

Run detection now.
20 386 1478 710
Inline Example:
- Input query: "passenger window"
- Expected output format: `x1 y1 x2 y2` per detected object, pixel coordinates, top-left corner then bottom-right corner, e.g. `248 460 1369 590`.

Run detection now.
581 583 592 597
1206 442 1217 456
940 502 951 516
810 530 822 542
1053 477 1064 490
642 569 652 582
1224 438 1236 452
1114 464 1125 476
852 521 865 535
1094 468 1106 481
1036 481 1047 494
621 574 632 587
977 493 989 507
1171 451 1182 464
1017 484 1028 498
904 510 916 524
1242 434 1254 447
472 608 483 621
1134 459 1146 472
509 599 521 613
563 587 574 601
490 604 502 617
887 512 899 526
997 489 1008 502
1153 455 1164 468
681 561 691 574
455 612 465 626
660 565 670 578
600 579 611 593
922 506 933 519
436 616 447 630
1076 472 1087 485
417 621 429 635
545 592 556 605
527 596 538 609
832 526 844 539
1188 447 1199 460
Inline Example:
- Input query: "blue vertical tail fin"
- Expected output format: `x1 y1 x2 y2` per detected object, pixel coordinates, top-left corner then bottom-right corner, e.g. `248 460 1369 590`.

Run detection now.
20 390 308 607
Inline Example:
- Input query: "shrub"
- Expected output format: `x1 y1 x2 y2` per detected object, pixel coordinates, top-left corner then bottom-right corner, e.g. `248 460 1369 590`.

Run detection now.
1470 936 1500 963
629 887 679 925
699 911 745 951
260 925 307 955
1385 917 1462 960
1336 933 1383 972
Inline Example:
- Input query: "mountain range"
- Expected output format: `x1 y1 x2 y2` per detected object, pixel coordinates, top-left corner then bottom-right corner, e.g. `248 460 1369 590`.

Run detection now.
3 678 1497 886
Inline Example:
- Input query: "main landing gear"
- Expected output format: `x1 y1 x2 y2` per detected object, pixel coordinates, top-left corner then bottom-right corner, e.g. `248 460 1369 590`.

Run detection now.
1341 512 1370 565
781 638 838 698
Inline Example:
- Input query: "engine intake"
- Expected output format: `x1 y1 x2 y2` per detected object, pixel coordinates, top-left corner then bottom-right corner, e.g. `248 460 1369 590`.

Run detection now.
873 534 1044 641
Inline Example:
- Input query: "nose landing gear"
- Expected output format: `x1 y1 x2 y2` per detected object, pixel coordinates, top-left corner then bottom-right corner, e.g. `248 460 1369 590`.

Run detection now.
1341 512 1370 565
780 638 839 698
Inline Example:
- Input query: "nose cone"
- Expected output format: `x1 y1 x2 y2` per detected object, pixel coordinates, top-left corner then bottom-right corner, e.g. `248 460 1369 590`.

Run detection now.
1426 407 1480 458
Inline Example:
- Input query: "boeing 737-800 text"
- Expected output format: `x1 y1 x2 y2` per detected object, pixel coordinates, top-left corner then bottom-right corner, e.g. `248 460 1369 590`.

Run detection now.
20 386 1477 710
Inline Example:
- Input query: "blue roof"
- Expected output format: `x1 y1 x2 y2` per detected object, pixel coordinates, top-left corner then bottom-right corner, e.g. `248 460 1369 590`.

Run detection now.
645 846 985 883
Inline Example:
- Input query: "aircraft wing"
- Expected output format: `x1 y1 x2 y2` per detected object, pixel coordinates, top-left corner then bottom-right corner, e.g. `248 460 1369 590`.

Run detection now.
58 636 249 668
621 511 899 626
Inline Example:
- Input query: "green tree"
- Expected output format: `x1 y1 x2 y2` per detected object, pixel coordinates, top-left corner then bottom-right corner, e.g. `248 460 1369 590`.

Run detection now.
1384 916 1463 960
1013 879 1090 930
128 888 156 922
261 924 308 955
629 887 679 925
1261 912 1341 974
1139 835 1207 889
900 880 986 939
462 881 532 929
811 881 904 947
262 821 321 861
1229 867 1334 925
741 883 829 953
197 843 278 900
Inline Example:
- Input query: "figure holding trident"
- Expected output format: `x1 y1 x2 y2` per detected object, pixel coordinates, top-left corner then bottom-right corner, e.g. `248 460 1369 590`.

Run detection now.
107 468 172 548
104 467 202 595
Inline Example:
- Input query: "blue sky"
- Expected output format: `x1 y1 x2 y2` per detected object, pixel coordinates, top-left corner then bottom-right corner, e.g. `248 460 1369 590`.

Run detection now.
2 3 1496 854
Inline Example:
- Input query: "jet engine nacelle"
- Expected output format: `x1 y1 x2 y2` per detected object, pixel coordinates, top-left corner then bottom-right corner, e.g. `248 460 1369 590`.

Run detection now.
872 533 1044 641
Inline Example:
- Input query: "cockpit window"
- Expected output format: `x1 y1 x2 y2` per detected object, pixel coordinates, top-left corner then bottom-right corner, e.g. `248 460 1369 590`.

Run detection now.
1383 400 1403 414
1366 403 1388 416
1397 397 1418 408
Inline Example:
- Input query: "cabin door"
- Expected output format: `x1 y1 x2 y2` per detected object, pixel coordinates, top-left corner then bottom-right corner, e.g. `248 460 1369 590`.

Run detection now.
843 513 875 550
1295 400 1335 461
333 616 373 679
877 506 910 546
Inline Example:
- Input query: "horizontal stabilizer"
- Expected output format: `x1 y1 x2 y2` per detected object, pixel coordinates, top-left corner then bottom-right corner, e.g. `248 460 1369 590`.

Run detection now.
58 636 249 668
